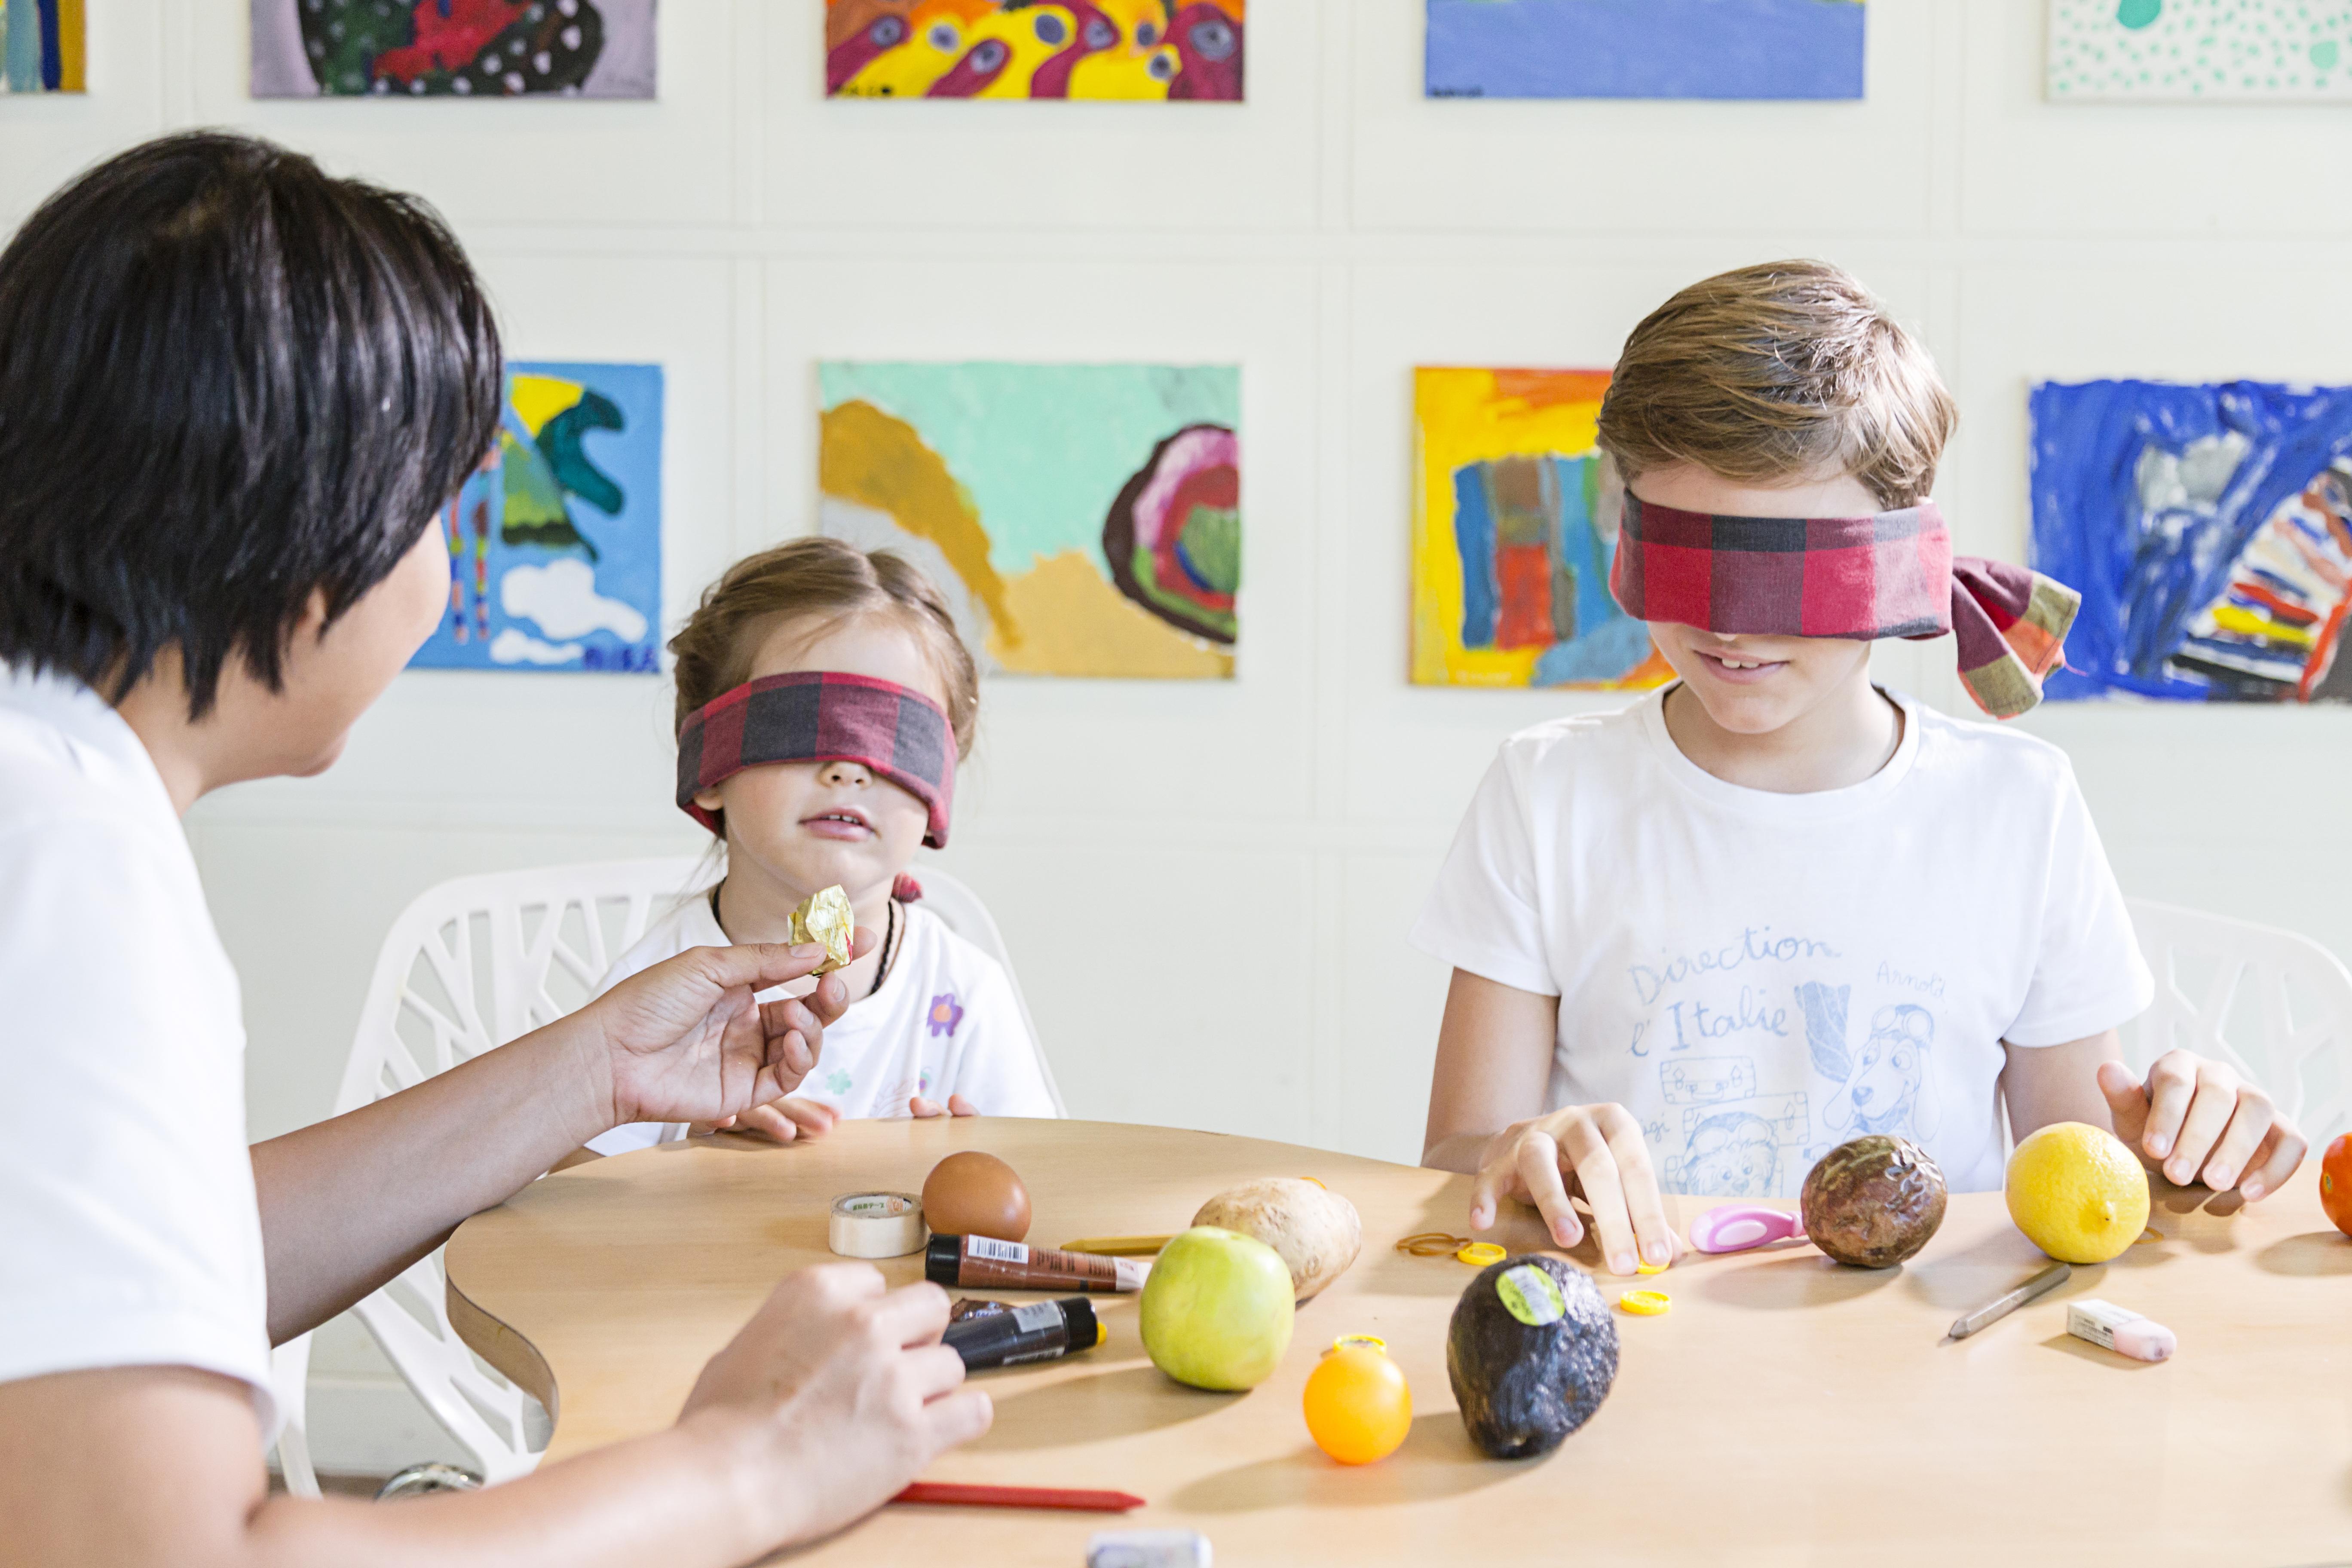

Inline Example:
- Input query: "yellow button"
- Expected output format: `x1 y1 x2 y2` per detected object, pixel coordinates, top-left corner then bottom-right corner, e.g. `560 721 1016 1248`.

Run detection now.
1455 1242 1507 1267
1635 1260 1668 1275
1618 1289 1672 1316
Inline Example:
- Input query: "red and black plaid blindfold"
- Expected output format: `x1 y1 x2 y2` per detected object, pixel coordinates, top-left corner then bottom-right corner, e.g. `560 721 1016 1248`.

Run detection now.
677 672 956 848
1607 494 2080 720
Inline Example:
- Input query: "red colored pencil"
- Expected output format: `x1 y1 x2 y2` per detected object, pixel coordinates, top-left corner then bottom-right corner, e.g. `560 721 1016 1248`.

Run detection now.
890 1481 1144 1513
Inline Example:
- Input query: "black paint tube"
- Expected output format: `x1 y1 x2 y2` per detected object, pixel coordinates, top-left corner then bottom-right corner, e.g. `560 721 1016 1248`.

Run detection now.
940 1296 1103 1372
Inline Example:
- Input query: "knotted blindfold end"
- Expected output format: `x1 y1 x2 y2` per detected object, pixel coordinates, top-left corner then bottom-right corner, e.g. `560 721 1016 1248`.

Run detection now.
675 671 956 848
1608 493 2079 720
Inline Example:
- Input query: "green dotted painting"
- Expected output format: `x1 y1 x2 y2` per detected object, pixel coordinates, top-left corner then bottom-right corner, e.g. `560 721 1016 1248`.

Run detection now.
2049 0 2352 98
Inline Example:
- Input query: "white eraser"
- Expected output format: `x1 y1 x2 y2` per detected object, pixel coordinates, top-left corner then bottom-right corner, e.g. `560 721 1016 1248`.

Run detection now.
2067 1298 2176 1363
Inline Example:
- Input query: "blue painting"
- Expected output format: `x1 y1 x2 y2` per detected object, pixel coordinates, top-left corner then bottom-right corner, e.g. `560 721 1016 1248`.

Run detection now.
411 361 663 675
1425 0 1866 100
2030 379 2352 704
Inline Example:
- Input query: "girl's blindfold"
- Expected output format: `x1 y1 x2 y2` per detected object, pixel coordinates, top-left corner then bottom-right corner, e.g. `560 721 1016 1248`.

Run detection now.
1608 494 2080 719
676 671 955 848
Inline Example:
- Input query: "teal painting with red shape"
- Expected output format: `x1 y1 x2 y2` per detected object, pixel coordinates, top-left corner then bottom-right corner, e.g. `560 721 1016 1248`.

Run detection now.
411 361 664 675
828 1 1243 101
2030 379 2352 702
250 0 657 97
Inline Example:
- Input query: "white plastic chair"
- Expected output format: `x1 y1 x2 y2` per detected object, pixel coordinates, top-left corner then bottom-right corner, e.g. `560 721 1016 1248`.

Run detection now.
2122 897 2352 1150
272 853 1057 1491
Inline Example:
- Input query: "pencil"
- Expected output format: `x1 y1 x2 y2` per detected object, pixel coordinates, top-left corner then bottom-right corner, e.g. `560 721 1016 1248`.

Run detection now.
1947 1260 2071 1340
891 1482 1146 1513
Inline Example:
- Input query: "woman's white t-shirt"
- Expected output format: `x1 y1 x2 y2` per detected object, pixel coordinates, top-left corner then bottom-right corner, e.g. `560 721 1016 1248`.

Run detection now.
588 894 1058 1155
1412 686 2153 1198
0 670 275 1430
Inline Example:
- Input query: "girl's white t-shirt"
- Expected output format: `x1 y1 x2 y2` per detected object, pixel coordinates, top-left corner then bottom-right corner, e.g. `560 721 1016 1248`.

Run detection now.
588 894 1058 1155
1411 686 2153 1198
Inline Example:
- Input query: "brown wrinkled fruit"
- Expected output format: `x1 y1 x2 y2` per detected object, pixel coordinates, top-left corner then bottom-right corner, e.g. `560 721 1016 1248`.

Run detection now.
1800 1135 1948 1268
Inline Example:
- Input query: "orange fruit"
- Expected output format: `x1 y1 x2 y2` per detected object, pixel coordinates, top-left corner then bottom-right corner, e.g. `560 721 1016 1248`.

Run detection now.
1302 1336 1412 1465
2321 1135 2352 1238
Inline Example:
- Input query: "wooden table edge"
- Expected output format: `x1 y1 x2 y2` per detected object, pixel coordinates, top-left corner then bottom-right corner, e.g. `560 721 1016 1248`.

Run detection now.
447 1268 562 1422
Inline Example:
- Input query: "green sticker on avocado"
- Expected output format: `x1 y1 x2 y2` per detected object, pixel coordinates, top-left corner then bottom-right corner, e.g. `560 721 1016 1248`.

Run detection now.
1495 1263 1565 1326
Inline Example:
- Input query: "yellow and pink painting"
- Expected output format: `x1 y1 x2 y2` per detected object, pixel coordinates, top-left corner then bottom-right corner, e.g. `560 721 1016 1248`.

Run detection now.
1413 367 1671 689
826 0 1243 99
820 362 1240 680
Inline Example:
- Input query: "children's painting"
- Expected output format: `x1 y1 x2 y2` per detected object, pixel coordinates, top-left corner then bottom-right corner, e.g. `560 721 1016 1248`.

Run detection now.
826 1 1243 100
251 0 657 98
1424 0 1865 100
2030 379 2352 703
1413 367 1670 690
0 0 84 93
2048 0 2352 100
413 362 663 675
819 362 1240 680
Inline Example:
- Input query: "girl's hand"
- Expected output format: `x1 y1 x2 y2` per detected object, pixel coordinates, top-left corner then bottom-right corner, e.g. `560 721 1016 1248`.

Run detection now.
909 1093 978 1119
703 1097 841 1143
1468 1102 1676 1276
2097 1052 2306 1200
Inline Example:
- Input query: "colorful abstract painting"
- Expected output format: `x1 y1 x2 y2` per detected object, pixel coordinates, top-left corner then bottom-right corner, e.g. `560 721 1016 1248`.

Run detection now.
1413 368 1671 690
819 362 1240 680
2030 380 2352 703
0 0 84 93
412 362 663 674
251 0 657 98
826 1 1243 100
1425 0 1865 100
2049 0 2352 100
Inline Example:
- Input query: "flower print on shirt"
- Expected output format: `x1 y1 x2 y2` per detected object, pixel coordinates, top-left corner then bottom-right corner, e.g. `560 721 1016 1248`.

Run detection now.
928 993 964 1038
826 1068 854 1096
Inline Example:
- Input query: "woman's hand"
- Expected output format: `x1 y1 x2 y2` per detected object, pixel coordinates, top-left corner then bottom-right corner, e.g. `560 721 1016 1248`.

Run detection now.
1468 1103 1676 1276
582 931 877 1133
681 1264 991 1547
2097 1050 2306 1200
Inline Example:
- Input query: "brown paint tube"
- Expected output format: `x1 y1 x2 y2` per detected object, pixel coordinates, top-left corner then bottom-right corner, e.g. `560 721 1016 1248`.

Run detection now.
926 1234 1151 1293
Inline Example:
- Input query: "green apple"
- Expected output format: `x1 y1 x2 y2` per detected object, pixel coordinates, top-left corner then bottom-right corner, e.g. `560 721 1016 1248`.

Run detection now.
1139 1225 1296 1391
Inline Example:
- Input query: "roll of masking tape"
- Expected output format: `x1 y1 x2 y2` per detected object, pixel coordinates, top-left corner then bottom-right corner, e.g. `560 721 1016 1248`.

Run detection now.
829 1192 927 1259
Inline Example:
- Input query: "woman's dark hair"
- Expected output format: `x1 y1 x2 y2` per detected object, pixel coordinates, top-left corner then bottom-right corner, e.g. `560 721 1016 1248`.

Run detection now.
0 131 503 714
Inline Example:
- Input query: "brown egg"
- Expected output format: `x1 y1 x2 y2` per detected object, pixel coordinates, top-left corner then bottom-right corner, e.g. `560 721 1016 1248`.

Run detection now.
921 1151 1032 1242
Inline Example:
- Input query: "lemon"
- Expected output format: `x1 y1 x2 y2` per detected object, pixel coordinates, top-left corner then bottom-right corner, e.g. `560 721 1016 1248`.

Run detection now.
2005 1122 2151 1264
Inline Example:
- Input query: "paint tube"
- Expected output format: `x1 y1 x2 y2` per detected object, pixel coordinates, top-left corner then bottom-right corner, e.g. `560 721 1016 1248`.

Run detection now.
925 1234 1150 1293
940 1296 1103 1372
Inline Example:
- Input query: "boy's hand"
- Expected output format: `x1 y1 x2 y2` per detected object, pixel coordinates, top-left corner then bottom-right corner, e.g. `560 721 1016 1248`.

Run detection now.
1468 1103 1676 1276
703 1097 841 1143
679 1264 990 1547
580 930 877 1133
2097 1052 2306 1200
909 1094 978 1119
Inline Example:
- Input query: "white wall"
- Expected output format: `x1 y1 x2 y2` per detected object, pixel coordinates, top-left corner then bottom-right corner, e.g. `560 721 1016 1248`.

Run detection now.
9 0 2352 1472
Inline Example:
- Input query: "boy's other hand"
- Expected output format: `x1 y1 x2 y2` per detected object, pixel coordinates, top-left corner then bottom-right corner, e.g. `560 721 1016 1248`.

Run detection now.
1468 1104 1677 1276
2097 1051 2306 1200
581 928 879 1134
680 1264 990 1547
703 1097 841 1143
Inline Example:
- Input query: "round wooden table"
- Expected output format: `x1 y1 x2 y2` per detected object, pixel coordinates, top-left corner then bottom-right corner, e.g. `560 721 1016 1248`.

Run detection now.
444 1118 2352 1566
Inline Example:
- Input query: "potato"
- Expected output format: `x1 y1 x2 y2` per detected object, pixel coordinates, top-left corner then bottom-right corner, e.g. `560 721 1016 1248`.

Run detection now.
1191 1178 1363 1302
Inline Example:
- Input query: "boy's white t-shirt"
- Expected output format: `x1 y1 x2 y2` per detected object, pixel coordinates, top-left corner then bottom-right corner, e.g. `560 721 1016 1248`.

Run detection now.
588 893 1057 1155
1412 686 2153 1198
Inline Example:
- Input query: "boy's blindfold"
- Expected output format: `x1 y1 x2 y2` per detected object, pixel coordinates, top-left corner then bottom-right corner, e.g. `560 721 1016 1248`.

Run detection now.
1608 494 2080 720
676 671 956 848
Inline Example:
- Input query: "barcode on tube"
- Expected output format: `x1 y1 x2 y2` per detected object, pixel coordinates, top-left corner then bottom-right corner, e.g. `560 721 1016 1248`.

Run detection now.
971 1237 1029 1263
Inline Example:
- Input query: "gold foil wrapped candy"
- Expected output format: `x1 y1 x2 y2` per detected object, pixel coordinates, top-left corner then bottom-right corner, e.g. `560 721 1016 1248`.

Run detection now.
789 885 855 974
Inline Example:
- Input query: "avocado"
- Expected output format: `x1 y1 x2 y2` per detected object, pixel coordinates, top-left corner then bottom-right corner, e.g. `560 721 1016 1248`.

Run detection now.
1800 1134 1948 1268
1445 1254 1618 1460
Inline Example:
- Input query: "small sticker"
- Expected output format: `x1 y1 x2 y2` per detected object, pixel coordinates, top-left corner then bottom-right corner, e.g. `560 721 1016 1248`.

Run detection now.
970 1237 1029 1263
1011 1301 1063 1332
1495 1263 1565 1326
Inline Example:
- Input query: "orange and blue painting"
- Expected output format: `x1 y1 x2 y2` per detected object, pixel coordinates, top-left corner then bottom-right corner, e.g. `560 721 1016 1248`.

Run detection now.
1413 367 1671 689
251 0 657 97
820 362 1240 680
827 1 1243 99
0 0 84 93
1426 0 1864 100
2031 379 2352 703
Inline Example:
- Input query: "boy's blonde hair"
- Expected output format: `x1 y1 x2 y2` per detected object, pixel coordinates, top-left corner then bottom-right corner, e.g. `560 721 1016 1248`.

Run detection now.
1596 260 1957 510
669 536 979 761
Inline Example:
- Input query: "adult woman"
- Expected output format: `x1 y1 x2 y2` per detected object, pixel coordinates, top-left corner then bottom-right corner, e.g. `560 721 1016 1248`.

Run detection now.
0 133 988 1566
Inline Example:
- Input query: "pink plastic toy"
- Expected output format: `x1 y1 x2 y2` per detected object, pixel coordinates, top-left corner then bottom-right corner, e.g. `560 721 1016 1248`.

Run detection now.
1688 1204 1807 1254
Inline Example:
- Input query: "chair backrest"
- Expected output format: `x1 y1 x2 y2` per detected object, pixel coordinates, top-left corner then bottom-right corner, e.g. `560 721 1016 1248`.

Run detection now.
2123 897 2352 1149
912 864 1066 1115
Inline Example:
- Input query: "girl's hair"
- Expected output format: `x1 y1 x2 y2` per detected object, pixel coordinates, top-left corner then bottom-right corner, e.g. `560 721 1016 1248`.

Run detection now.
670 537 980 760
